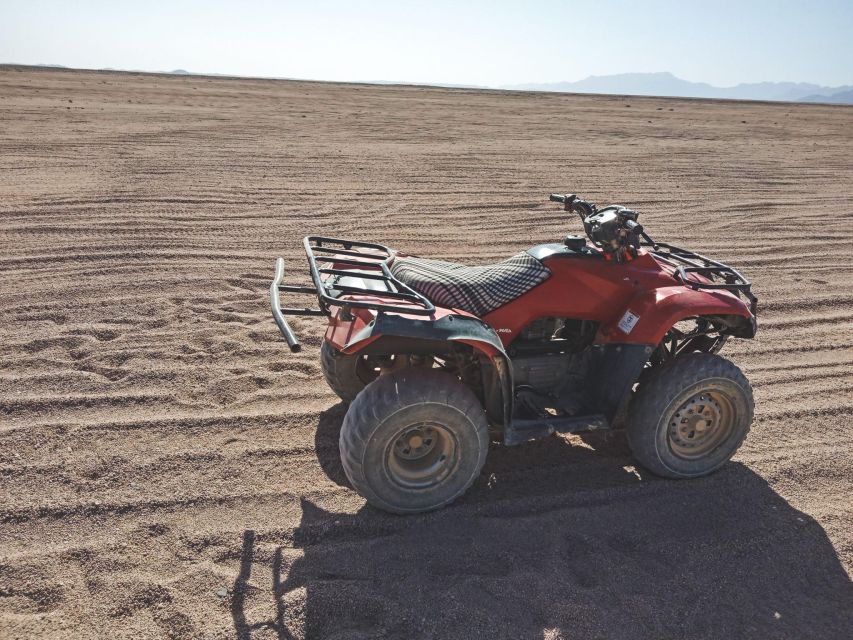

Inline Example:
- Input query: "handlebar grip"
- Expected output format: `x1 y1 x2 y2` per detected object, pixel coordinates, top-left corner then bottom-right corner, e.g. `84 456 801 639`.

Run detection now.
549 194 566 203
624 219 644 234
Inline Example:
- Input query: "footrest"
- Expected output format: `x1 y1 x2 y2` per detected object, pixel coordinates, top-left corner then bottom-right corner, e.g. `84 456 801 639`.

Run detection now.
504 414 609 446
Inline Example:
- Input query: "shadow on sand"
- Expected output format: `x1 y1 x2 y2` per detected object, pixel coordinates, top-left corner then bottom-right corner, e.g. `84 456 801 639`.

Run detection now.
233 405 852 639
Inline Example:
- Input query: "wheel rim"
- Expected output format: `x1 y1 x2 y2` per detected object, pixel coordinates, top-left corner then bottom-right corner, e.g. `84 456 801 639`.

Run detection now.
666 389 735 459
384 422 458 490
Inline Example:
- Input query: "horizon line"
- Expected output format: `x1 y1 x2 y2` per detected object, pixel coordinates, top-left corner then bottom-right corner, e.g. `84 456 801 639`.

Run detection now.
1 63 850 107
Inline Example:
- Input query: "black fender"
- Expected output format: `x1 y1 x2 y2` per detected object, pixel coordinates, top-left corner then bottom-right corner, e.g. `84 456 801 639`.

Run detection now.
344 313 514 428
343 316 653 433
587 343 655 424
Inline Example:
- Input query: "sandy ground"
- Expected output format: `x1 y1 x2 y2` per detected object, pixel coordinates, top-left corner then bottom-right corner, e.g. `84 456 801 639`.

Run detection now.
1 66 852 640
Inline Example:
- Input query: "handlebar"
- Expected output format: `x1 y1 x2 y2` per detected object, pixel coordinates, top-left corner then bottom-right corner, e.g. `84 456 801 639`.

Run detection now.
551 193 595 220
624 219 643 234
549 192 654 259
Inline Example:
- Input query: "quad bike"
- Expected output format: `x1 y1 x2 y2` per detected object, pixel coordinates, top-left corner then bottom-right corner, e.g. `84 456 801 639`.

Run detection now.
270 194 758 514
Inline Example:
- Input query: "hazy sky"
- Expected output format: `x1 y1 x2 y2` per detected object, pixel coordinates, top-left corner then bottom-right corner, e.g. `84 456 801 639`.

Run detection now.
2 0 851 87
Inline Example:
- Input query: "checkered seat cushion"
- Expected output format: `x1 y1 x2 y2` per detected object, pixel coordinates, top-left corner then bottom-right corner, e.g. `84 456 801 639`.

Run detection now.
390 252 550 316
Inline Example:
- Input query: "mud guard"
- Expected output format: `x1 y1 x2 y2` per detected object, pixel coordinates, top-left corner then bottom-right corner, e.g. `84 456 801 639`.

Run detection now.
344 314 653 440
601 286 756 345
499 342 653 446
587 343 654 423
343 313 514 429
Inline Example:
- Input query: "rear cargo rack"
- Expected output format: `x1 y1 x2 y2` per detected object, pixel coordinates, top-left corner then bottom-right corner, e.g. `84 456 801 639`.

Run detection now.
645 241 757 314
271 236 435 351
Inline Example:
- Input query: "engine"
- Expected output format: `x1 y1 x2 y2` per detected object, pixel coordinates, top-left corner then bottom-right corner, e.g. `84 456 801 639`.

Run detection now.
514 352 577 392
509 317 597 417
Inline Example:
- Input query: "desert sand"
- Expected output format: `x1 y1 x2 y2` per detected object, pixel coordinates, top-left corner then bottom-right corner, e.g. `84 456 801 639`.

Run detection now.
1 66 852 639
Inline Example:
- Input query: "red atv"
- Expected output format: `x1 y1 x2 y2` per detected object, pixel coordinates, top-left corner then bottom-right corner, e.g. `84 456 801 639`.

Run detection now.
271 194 758 514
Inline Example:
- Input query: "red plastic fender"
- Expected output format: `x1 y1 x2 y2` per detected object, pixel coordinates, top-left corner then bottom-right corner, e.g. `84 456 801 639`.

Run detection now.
599 286 753 345
325 303 507 357
324 306 375 353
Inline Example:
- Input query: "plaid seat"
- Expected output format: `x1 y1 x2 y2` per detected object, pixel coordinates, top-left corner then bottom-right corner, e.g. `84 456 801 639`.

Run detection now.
391 253 551 316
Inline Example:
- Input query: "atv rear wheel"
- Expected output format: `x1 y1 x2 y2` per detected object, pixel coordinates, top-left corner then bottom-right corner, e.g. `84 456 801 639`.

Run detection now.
339 368 489 514
320 341 378 403
627 352 753 479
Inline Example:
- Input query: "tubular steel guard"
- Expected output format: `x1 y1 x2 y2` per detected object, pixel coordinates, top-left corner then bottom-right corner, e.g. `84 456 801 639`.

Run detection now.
270 257 304 352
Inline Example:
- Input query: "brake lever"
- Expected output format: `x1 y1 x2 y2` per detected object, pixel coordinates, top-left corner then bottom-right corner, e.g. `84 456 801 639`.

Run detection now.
641 231 657 248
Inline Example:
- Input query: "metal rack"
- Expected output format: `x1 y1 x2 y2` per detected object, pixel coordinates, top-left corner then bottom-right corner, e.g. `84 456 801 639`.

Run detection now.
270 236 435 352
645 241 757 314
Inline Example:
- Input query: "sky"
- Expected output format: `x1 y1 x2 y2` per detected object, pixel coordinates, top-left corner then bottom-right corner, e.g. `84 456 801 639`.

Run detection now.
1 0 852 88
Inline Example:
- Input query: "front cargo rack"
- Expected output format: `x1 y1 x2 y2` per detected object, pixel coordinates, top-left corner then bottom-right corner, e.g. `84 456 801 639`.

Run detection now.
271 236 435 352
644 240 757 314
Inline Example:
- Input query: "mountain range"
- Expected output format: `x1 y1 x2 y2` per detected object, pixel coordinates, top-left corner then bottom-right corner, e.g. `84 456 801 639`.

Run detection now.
501 72 853 103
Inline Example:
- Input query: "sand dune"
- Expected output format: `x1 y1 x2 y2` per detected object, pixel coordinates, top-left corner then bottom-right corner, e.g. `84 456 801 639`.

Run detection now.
1 66 852 639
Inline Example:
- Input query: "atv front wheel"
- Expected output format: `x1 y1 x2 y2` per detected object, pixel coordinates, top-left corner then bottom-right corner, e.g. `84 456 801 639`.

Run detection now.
627 352 753 478
339 368 489 514
320 341 378 403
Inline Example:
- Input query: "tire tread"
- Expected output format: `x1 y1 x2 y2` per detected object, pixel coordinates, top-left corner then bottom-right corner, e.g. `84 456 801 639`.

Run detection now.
339 368 489 514
628 352 754 478
320 341 371 403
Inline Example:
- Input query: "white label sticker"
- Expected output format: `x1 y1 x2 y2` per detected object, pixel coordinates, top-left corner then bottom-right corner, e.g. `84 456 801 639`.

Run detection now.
618 310 640 334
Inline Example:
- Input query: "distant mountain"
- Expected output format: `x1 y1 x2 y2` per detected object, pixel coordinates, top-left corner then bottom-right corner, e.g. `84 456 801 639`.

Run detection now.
501 72 852 103
801 89 853 104
170 69 190 75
